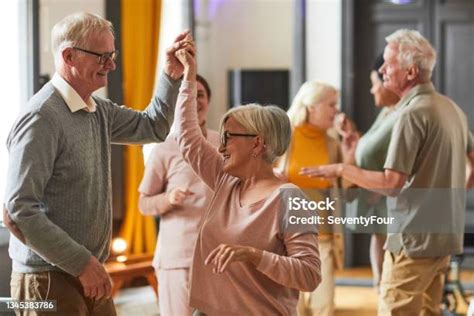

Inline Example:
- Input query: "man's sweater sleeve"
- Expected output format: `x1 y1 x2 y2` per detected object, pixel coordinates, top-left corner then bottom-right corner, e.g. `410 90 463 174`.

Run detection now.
109 72 181 144
5 112 91 276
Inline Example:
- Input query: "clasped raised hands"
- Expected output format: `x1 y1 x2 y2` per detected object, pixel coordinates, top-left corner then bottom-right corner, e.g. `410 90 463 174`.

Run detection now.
164 30 196 80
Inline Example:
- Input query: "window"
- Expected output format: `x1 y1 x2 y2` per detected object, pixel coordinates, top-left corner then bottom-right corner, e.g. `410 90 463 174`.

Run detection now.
0 0 26 224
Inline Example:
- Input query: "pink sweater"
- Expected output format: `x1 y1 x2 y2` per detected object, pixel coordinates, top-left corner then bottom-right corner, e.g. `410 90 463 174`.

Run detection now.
176 81 321 315
139 132 219 269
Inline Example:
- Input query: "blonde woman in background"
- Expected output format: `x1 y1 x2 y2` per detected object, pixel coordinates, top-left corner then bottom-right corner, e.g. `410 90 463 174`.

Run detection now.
276 82 348 316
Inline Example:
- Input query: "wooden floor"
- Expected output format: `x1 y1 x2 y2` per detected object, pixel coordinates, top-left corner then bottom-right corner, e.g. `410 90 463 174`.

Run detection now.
113 266 474 315
335 287 378 316
334 267 474 315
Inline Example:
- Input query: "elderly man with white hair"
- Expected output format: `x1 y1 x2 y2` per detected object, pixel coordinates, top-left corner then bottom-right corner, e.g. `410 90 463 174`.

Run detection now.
301 29 474 315
3 12 193 315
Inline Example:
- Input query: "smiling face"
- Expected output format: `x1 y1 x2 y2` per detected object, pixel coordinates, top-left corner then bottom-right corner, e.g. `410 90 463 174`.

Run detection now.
71 30 116 95
370 71 400 107
218 116 256 176
379 43 409 97
196 81 210 126
307 90 339 130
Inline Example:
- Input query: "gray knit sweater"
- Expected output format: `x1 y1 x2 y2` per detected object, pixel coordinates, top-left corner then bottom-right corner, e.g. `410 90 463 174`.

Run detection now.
5 73 180 276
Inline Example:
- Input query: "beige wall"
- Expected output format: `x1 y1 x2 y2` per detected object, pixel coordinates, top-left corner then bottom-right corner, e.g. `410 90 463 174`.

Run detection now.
195 0 294 130
38 0 343 128
195 0 342 129
306 0 342 89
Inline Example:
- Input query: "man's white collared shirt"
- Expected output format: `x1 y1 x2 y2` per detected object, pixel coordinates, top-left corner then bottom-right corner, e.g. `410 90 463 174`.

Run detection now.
51 73 97 113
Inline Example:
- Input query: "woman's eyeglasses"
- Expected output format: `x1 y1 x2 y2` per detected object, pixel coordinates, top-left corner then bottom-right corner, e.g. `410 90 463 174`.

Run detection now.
220 131 257 147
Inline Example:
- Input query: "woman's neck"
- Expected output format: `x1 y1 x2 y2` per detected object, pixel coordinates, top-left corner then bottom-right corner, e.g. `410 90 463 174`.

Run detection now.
240 165 280 191
305 120 327 132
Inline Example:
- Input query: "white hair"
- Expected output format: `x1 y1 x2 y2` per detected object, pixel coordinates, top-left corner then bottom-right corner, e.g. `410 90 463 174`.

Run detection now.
220 104 291 163
287 81 338 127
385 29 437 80
51 12 114 67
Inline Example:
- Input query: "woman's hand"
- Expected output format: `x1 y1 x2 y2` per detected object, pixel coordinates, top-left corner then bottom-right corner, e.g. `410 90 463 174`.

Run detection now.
341 131 359 164
175 46 197 81
167 187 194 207
175 47 196 69
334 113 357 139
299 164 344 179
273 168 288 182
205 244 263 273
335 113 359 164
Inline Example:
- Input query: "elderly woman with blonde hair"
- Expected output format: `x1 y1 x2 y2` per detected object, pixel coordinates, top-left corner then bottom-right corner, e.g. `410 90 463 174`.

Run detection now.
276 81 347 316
171 44 321 315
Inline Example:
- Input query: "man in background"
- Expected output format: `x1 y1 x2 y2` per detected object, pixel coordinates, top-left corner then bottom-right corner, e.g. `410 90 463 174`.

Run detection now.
302 29 474 315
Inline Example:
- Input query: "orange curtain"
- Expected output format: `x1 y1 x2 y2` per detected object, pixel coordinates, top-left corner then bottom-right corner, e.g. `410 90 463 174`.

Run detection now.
119 0 162 255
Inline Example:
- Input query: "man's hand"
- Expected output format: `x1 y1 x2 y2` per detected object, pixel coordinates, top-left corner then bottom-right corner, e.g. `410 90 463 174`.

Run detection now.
78 256 112 300
164 30 196 80
167 188 194 207
3 205 26 244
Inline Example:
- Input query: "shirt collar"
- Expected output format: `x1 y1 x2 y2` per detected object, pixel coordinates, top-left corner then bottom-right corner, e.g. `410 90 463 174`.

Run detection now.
397 82 435 110
51 73 97 113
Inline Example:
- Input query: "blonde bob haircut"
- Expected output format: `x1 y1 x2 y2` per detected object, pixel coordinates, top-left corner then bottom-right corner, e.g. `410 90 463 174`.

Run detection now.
220 104 291 163
51 12 114 66
287 81 338 127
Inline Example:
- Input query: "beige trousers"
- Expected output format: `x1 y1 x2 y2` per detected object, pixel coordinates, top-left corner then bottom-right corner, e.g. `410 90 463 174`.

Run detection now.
298 239 335 316
10 271 116 316
378 251 450 316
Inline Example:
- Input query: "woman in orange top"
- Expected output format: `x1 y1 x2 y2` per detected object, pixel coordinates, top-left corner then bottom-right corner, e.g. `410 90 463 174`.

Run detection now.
277 81 345 316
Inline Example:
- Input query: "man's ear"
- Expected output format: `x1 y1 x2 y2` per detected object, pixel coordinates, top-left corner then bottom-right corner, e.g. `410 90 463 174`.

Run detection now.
406 64 419 81
62 47 75 66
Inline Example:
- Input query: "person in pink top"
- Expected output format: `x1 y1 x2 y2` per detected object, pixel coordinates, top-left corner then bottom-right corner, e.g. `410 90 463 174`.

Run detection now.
172 43 321 315
139 74 219 316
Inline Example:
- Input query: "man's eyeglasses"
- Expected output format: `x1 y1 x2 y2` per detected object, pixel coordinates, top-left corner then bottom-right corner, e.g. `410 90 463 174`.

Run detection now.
73 47 119 65
220 131 257 147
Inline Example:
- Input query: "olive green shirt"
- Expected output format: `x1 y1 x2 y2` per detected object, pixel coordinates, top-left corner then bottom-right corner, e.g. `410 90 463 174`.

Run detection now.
347 107 400 230
384 82 474 257
356 106 400 171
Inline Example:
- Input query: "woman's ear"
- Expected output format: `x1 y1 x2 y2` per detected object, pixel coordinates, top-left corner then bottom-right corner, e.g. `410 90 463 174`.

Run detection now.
253 135 266 155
